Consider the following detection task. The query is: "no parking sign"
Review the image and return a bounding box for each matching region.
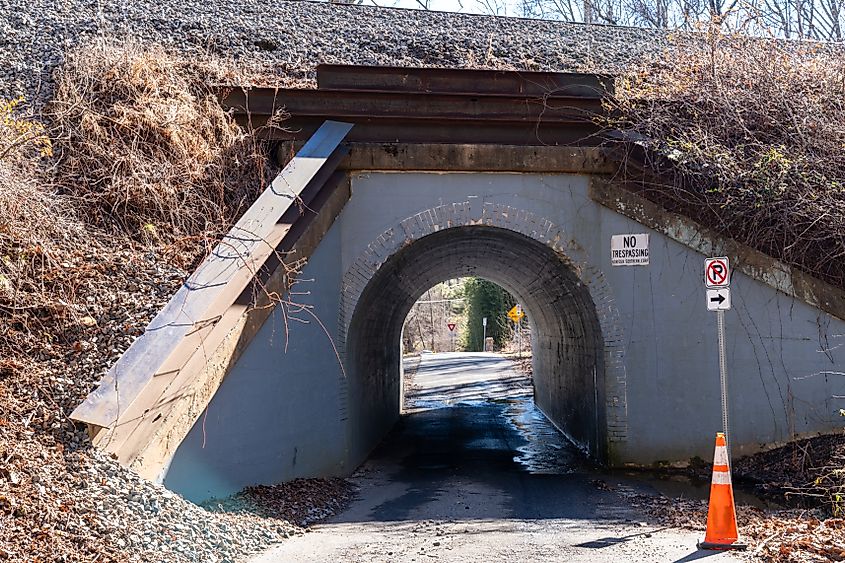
[705,257,730,288]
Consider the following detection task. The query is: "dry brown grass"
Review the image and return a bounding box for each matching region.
[0,42,278,560]
[2,40,276,370]
[48,41,271,238]
[610,32,845,289]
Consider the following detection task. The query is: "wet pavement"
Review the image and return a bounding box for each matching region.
[252,352,745,562]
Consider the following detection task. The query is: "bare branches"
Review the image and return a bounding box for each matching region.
[610,34,845,290]
[514,0,845,38]
[47,41,270,239]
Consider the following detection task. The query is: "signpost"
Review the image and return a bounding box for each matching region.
[705,257,732,455]
[508,305,525,358]
[447,322,456,352]
[482,317,487,352]
[700,256,747,551]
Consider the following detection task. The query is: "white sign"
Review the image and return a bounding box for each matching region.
[705,257,730,288]
[611,234,650,266]
[482,317,487,327]
[707,288,731,311]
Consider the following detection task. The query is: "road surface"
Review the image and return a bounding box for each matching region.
[252,352,744,562]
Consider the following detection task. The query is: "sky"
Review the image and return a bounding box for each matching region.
[376,0,520,17]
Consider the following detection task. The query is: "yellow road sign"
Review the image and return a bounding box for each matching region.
[507,305,524,323]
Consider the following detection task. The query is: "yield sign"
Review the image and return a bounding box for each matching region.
[447,323,456,332]
[705,257,730,288]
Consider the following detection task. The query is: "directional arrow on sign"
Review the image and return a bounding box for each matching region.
[706,288,731,311]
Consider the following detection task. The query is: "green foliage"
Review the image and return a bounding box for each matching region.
[459,277,515,352]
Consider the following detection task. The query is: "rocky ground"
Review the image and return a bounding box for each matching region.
[0,0,674,104]
[0,239,354,562]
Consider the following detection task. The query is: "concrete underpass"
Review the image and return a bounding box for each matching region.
[71,67,845,517]
[347,225,605,466]
[162,169,845,504]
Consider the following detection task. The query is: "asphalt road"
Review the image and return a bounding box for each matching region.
[252,352,744,563]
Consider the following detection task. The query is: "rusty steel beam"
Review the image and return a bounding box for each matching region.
[241,115,606,145]
[222,87,603,123]
[218,66,612,146]
[315,64,613,98]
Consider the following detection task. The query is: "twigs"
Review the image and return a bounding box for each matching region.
[609,33,845,289]
[47,40,268,239]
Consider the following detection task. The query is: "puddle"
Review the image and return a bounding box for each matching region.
[496,396,779,508]
[404,363,776,508]
[497,396,592,474]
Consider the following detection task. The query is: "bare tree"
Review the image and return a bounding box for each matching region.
[476,0,508,15]
[512,0,845,35]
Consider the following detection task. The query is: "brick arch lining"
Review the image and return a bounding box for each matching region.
[338,203,628,466]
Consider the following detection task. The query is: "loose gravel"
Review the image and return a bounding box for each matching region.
[0,241,354,562]
[0,0,672,104]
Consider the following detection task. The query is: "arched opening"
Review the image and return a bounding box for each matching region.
[346,225,606,468]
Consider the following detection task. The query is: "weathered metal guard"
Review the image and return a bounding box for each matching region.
[71,120,354,479]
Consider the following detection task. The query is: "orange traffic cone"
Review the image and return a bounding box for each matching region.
[699,433,747,550]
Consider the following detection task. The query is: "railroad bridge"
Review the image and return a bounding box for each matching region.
[72,66,845,502]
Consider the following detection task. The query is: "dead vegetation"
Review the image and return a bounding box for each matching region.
[626,490,845,562]
[735,433,845,518]
[47,42,270,238]
[610,32,845,290]
[0,41,284,561]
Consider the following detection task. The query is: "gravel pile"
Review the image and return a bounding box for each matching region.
[0,0,672,103]
[0,239,352,561]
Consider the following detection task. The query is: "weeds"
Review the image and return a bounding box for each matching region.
[609,32,845,289]
[47,41,270,238]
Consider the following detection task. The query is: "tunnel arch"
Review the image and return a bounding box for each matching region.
[341,214,622,468]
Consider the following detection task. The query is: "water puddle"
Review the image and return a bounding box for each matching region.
[405,368,775,508]
[496,396,592,474]
[496,396,778,508]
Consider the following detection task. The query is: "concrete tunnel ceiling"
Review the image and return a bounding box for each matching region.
[347,225,607,463]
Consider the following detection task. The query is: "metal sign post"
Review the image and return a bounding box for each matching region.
[507,305,525,359]
[705,257,732,456]
[717,308,730,455]
[482,317,487,352]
